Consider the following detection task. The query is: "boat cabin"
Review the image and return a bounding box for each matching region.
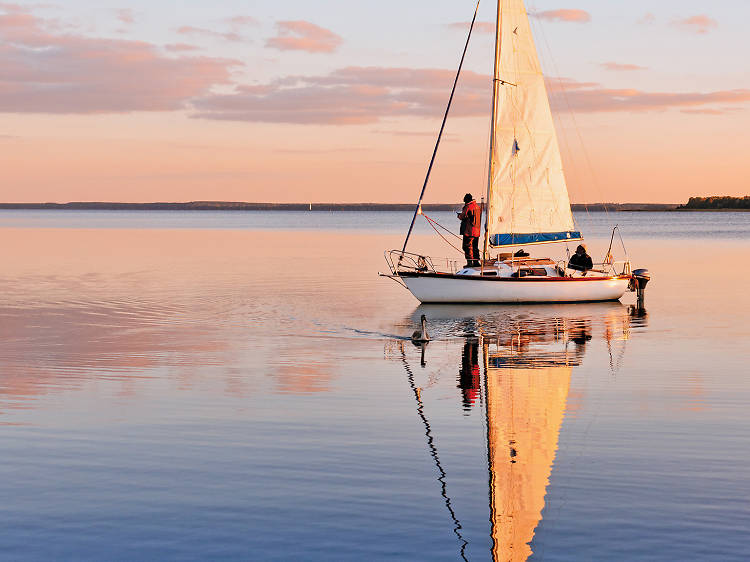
[457,257,561,278]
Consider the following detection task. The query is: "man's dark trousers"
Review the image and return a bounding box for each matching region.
[463,236,479,267]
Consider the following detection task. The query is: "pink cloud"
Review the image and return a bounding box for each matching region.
[164,43,200,52]
[192,67,486,124]
[371,129,460,141]
[447,21,495,33]
[0,3,26,14]
[680,107,743,115]
[548,78,750,114]
[533,9,591,23]
[227,16,258,27]
[177,25,244,42]
[601,62,647,72]
[192,67,750,124]
[673,15,718,34]
[266,20,342,53]
[279,66,488,91]
[0,6,239,113]
[117,8,134,25]
[638,13,656,25]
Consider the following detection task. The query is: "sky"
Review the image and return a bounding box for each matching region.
[1,0,748,204]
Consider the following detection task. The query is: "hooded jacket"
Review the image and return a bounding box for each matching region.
[458,200,482,238]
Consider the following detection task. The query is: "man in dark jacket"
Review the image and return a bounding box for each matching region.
[568,244,593,275]
[458,193,482,267]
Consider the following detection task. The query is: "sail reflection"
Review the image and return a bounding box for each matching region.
[412,302,640,561]
[484,332,573,562]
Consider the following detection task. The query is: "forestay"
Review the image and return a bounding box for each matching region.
[486,0,581,247]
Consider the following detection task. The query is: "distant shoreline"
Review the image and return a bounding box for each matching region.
[0,202,683,212]
[677,196,750,211]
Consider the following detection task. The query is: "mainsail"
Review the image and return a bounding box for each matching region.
[486,0,581,247]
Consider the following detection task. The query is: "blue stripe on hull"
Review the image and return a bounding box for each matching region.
[490,231,583,247]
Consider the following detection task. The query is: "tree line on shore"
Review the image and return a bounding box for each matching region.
[679,196,750,210]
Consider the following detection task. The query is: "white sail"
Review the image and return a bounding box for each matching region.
[486,0,580,247]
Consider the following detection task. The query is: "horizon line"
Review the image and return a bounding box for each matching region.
[0,200,683,207]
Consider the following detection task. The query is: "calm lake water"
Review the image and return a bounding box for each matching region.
[1,210,749,561]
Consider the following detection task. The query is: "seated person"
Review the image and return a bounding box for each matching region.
[568,244,593,275]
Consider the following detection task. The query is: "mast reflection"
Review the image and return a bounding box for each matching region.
[413,302,640,561]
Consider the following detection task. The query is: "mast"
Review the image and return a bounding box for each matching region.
[482,0,502,262]
[399,0,481,264]
[484,0,580,249]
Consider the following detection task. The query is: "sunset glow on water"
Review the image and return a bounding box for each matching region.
[0,211,748,560]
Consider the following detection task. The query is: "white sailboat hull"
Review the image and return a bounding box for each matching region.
[401,273,631,304]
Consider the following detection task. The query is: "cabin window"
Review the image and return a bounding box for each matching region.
[482,271,498,276]
[513,267,548,278]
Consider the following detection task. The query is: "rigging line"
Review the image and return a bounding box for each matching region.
[536,41,584,229]
[399,345,469,561]
[616,227,629,260]
[606,225,618,260]
[425,216,464,255]
[422,212,462,240]
[527,4,586,229]
[399,0,482,264]
[481,44,494,218]
[530,9,611,221]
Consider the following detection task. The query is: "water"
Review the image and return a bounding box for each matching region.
[3,209,750,240]
[0,211,748,560]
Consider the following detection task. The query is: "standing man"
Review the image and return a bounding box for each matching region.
[458,193,482,267]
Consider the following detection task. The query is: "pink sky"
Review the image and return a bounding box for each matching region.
[1,1,748,204]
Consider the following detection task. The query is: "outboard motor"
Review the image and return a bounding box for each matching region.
[631,268,650,308]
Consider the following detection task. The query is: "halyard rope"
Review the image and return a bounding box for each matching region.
[422,212,464,254]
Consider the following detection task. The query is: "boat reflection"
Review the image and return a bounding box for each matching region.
[408,302,642,561]
[459,340,481,412]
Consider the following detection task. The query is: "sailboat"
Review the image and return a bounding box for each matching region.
[383,0,649,304]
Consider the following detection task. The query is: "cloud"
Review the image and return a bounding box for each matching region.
[533,9,591,23]
[272,147,367,154]
[164,42,200,52]
[266,20,342,53]
[371,129,460,141]
[549,78,750,114]
[673,15,718,34]
[192,66,750,124]
[0,3,25,14]
[637,13,656,25]
[446,21,495,33]
[600,62,647,72]
[175,16,258,42]
[177,25,244,42]
[117,8,134,24]
[192,66,488,124]
[227,16,258,27]
[0,5,239,113]
[680,107,743,115]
